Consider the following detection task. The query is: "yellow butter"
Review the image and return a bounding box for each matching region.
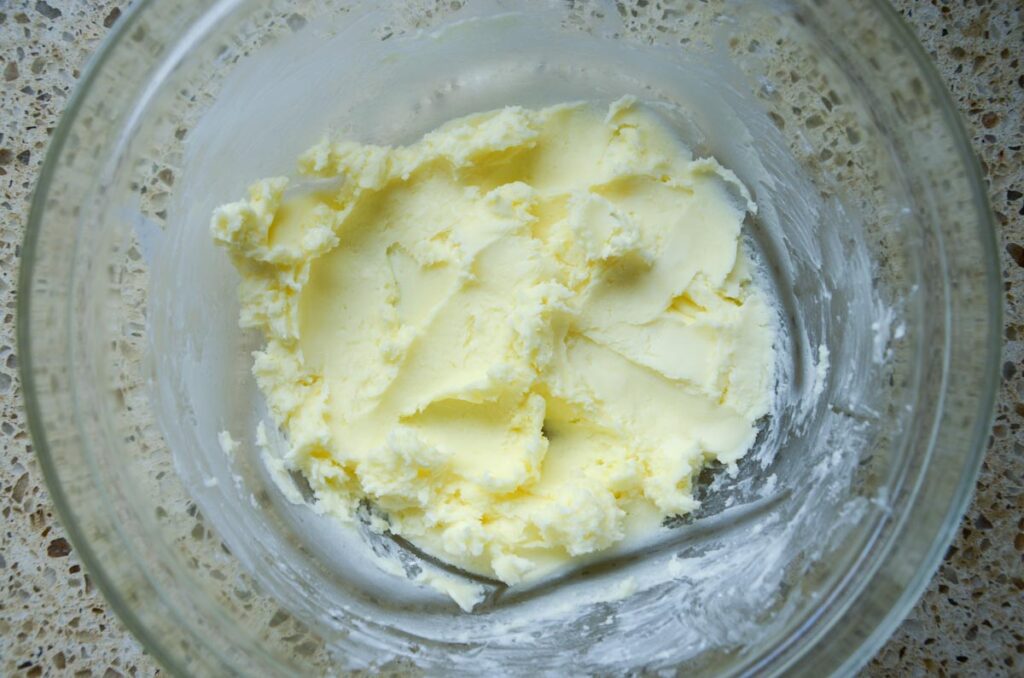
[212,99,775,586]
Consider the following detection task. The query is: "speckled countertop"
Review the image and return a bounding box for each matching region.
[0,1,1020,676]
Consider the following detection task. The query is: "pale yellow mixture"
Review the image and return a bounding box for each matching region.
[211,98,775,587]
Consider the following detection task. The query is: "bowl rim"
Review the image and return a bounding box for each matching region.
[17,0,1002,675]
[18,0,185,673]
[821,0,1002,671]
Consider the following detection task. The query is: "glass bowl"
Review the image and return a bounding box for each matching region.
[19,0,1000,675]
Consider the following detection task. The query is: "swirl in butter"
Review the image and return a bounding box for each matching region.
[211,98,775,587]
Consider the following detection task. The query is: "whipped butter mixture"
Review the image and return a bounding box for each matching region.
[211,99,775,589]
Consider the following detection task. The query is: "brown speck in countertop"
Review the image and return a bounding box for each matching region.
[45,538,70,558]
[1006,243,1024,267]
[103,7,121,29]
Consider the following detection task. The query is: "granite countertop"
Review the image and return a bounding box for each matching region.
[0,0,1020,675]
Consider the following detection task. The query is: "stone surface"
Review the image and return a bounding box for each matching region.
[0,0,1019,676]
